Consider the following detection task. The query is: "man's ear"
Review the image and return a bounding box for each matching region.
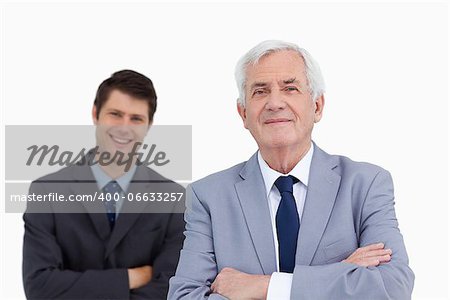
[92,106,98,125]
[313,95,325,123]
[237,101,248,129]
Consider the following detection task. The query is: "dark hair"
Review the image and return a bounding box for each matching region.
[93,70,157,121]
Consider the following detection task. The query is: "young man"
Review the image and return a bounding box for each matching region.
[23,70,185,299]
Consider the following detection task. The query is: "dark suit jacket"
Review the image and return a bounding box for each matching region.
[23,161,185,299]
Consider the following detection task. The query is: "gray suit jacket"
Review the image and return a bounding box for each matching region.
[168,144,414,299]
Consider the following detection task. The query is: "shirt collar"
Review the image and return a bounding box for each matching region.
[257,143,314,197]
[90,163,137,192]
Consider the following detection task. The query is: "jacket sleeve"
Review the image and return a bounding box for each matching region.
[23,181,130,299]
[130,198,186,300]
[290,169,415,300]
[167,185,227,300]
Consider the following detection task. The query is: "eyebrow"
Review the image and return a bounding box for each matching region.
[105,108,123,114]
[249,77,302,90]
[281,77,300,85]
[249,81,269,90]
[106,109,147,119]
[130,114,146,119]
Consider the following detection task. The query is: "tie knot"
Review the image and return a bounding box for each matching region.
[274,175,298,194]
[103,180,122,194]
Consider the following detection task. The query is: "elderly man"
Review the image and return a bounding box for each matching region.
[168,40,414,299]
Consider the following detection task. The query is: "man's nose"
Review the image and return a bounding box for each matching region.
[114,117,134,134]
[265,90,287,111]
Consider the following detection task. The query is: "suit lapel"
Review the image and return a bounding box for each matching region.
[71,163,111,241]
[72,160,156,257]
[235,153,277,275]
[104,166,153,259]
[296,144,341,266]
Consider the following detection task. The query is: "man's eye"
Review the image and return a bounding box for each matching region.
[253,89,266,96]
[131,117,143,122]
[285,86,299,92]
[110,112,119,116]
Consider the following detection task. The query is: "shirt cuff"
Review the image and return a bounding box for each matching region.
[266,272,293,300]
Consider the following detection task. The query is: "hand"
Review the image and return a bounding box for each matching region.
[128,265,153,289]
[343,243,392,267]
[211,267,270,300]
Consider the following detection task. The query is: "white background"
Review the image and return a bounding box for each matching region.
[1,1,449,299]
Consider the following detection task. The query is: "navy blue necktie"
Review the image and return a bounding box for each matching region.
[275,175,300,273]
[102,180,122,229]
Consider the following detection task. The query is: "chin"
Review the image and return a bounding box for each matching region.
[264,139,294,149]
[103,145,130,157]
[262,133,295,147]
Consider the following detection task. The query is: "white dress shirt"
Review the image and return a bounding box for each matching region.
[257,143,314,300]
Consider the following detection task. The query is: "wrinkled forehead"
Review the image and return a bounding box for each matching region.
[245,50,308,87]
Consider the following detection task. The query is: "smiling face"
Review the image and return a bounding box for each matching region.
[238,50,324,154]
[92,89,150,161]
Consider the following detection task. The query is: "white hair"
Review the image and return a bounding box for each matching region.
[234,40,326,106]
